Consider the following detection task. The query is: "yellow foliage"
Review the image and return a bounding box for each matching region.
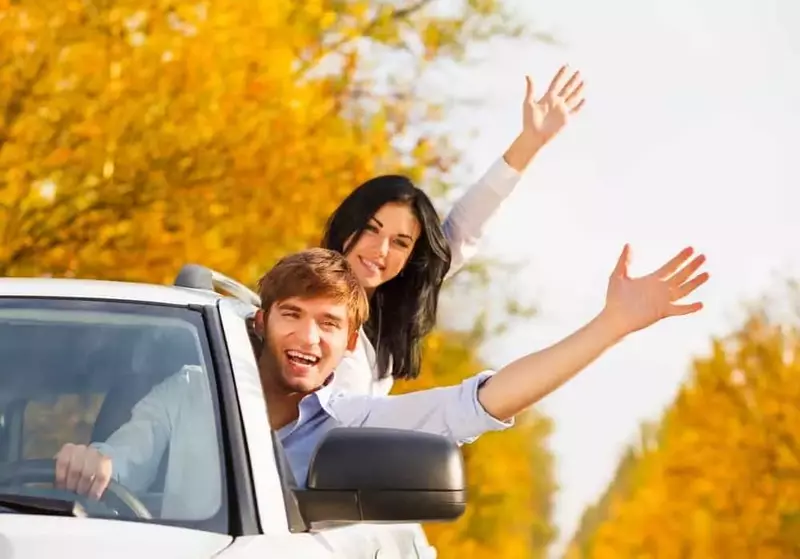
[568,313,800,559]
[394,330,557,559]
[0,0,478,282]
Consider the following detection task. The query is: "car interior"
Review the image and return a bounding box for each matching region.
[0,305,207,522]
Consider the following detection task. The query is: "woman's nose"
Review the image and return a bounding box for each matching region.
[377,236,390,257]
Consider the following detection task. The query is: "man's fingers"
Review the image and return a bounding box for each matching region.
[668,254,706,287]
[54,444,74,490]
[651,247,695,279]
[611,244,631,278]
[53,444,110,498]
[75,452,100,496]
[671,272,710,301]
[87,465,112,501]
[669,301,704,316]
[65,450,85,492]
[570,98,587,115]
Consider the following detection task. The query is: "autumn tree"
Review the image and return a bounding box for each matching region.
[0,0,531,284]
[564,424,654,559]
[394,329,557,559]
[565,290,800,559]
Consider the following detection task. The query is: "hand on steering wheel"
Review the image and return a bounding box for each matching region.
[0,458,152,519]
[54,443,113,499]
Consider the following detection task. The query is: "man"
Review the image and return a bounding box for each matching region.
[55,244,709,502]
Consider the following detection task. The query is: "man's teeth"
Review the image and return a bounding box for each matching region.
[287,350,319,365]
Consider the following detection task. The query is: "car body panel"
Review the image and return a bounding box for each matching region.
[0,277,220,307]
[216,297,290,534]
[0,515,233,558]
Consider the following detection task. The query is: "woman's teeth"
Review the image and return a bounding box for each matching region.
[360,257,381,273]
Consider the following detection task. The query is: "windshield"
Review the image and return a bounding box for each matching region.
[0,297,228,532]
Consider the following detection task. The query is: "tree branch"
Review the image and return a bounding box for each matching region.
[295,0,434,78]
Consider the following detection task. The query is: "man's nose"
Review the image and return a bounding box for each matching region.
[297,318,321,345]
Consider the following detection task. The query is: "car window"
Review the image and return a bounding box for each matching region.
[23,394,104,459]
[0,297,228,533]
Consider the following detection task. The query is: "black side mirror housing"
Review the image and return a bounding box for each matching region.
[294,427,466,527]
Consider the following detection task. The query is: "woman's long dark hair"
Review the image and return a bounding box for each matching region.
[321,175,452,381]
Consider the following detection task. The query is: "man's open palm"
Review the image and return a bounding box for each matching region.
[604,245,709,337]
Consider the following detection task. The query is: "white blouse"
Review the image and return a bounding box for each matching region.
[330,157,522,396]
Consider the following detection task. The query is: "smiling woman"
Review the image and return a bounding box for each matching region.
[346,201,423,294]
[320,66,588,397]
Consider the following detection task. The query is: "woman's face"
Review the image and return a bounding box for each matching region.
[344,202,421,292]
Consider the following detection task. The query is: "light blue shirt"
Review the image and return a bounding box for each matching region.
[91,367,512,516]
[280,371,513,485]
[91,365,222,520]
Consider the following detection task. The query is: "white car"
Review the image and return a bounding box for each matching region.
[0,266,466,558]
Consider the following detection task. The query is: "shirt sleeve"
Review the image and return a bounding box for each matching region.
[90,370,187,492]
[442,157,522,279]
[323,371,513,445]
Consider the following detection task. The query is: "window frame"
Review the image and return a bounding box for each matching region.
[0,296,234,534]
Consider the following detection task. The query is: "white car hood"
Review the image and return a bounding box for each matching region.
[0,514,233,558]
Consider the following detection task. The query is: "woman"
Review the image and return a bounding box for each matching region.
[323,65,586,396]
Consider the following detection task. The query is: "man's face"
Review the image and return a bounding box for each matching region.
[263,296,355,394]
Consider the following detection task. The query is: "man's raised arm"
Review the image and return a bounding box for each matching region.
[328,245,708,440]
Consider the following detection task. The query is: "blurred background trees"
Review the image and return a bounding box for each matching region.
[564,287,800,559]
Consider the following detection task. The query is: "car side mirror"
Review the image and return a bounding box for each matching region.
[293,427,466,527]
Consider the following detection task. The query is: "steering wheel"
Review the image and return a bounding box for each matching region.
[0,459,153,519]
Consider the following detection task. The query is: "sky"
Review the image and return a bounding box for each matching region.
[436,0,800,554]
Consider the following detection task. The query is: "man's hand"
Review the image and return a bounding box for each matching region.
[54,443,113,500]
[478,245,709,421]
[601,244,709,339]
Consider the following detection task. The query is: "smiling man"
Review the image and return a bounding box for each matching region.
[55,245,708,501]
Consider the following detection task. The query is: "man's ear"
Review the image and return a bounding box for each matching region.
[347,329,359,352]
[254,308,266,338]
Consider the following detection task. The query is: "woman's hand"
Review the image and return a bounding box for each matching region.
[522,65,586,147]
[503,65,586,172]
